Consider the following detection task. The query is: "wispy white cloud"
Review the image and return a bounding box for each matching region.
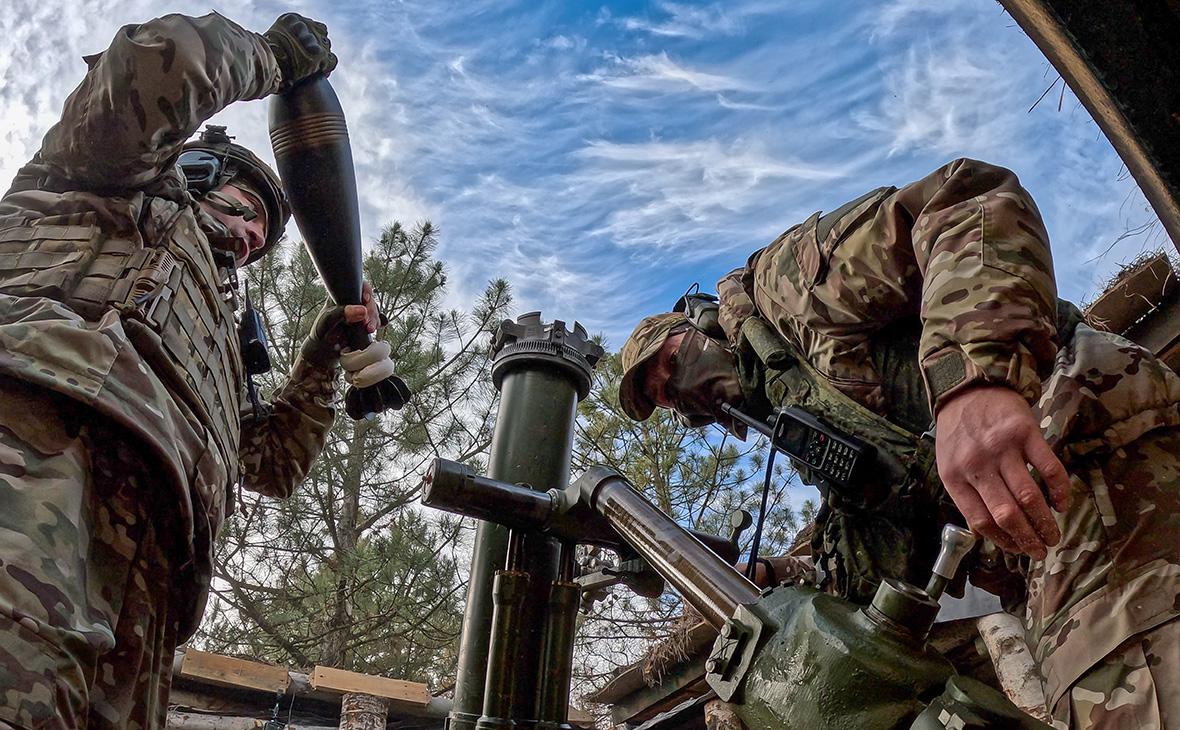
[716,94,775,111]
[854,44,1013,156]
[568,137,847,253]
[616,2,743,39]
[581,51,751,93]
[0,0,1167,346]
[869,0,981,40]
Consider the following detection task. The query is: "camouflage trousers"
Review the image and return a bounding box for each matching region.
[1031,424,1180,730]
[0,378,182,729]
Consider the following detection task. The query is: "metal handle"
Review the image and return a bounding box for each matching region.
[925,525,977,600]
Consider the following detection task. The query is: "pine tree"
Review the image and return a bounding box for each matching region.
[197,222,511,684]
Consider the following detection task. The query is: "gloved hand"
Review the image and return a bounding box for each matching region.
[264,13,338,92]
[299,290,411,416]
[300,299,350,368]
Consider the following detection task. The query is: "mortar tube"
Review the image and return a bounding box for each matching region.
[584,472,760,628]
[447,314,598,730]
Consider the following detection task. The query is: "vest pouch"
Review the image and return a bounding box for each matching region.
[0,214,111,314]
[738,316,957,600]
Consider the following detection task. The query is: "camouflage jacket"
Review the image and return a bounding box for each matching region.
[0,13,335,591]
[716,158,1180,705]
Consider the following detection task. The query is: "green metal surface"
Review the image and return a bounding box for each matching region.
[715,585,955,730]
[535,577,581,729]
[477,570,531,729]
[448,314,599,729]
[866,578,940,642]
[576,469,760,629]
[911,676,1053,730]
[448,519,508,730]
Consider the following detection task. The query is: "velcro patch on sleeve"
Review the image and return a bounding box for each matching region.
[924,351,968,402]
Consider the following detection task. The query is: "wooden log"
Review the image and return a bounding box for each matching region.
[339,693,389,730]
[704,698,745,729]
[1085,252,1176,335]
[976,612,1050,722]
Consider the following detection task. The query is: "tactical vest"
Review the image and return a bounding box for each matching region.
[735,303,1083,604]
[0,179,244,496]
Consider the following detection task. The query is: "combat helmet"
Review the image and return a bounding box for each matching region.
[179,125,291,264]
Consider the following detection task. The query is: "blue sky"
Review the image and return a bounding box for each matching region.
[0,0,1170,353]
[0,0,1169,606]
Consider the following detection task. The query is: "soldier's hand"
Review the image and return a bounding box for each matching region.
[300,283,380,367]
[300,299,347,367]
[343,282,380,334]
[265,13,338,91]
[934,385,1072,560]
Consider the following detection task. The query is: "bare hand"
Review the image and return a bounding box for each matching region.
[935,385,1071,559]
[342,282,380,334]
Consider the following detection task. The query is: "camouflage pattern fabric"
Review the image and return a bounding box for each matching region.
[715,159,1058,415]
[1029,331,1180,727]
[621,159,1180,726]
[0,12,338,727]
[40,12,281,190]
[0,378,179,729]
[1053,618,1179,729]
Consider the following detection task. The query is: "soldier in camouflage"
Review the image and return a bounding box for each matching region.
[619,159,1180,729]
[0,12,400,729]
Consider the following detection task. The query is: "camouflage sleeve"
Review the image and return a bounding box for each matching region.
[717,264,759,346]
[752,158,1057,414]
[40,12,281,189]
[238,357,337,499]
[892,159,1058,411]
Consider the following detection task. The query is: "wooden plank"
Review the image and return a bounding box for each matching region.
[309,665,431,707]
[179,649,289,694]
[998,1,1180,250]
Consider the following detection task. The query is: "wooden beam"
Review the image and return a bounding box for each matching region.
[309,665,431,708]
[998,0,1180,252]
[179,649,289,694]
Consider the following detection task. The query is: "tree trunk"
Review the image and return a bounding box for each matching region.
[339,693,389,730]
[703,699,744,730]
[322,418,371,668]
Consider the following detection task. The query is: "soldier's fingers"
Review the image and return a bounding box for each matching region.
[974,472,1047,559]
[343,304,368,324]
[942,477,1020,554]
[1024,432,1072,512]
[360,284,379,332]
[999,452,1061,548]
[298,28,319,54]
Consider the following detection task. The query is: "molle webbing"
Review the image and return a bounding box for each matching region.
[0,210,243,490]
[736,316,951,601]
[738,316,939,497]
